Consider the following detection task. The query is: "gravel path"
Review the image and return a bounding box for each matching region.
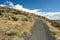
[25,19,56,40]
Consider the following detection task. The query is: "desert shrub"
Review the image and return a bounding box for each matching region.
[12,11,18,15]
[0,9,4,12]
[5,15,10,20]
[52,32,56,35]
[27,16,31,19]
[55,23,60,27]
[0,12,2,15]
[7,17,10,20]
[51,22,60,27]
[22,17,28,21]
[21,11,29,16]
[24,13,28,16]
[12,16,19,21]
[0,12,3,17]
[5,29,17,36]
[27,16,33,22]
[22,32,27,37]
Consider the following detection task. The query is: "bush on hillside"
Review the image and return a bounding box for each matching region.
[0,12,3,17]
[12,16,19,21]
[51,22,60,27]
[5,29,17,36]
[22,17,28,21]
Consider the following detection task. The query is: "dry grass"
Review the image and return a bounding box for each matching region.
[0,6,35,40]
[44,20,60,40]
[1,6,60,40]
[0,14,35,35]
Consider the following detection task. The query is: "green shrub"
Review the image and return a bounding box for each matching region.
[7,17,10,20]
[22,18,28,21]
[5,29,17,36]
[51,22,60,27]
[0,12,3,17]
[5,15,10,20]
[21,11,28,16]
[12,16,19,21]
[27,16,31,19]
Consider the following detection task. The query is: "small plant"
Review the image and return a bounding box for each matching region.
[7,17,10,20]
[5,29,17,36]
[22,17,28,21]
[21,11,28,16]
[13,11,18,15]
[5,15,10,20]
[12,16,19,21]
[28,16,31,19]
[0,12,3,17]
[51,22,60,27]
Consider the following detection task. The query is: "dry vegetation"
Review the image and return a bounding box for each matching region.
[50,20,60,40]
[50,20,60,28]
[37,15,60,40]
[0,6,35,40]
[44,19,60,40]
[0,6,60,40]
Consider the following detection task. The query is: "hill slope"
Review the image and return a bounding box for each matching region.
[0,6,60,40]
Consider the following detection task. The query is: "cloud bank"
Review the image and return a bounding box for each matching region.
[0,1,60,20]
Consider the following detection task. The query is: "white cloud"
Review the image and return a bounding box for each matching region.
[12,4,41,14]
[6,1,13,6]
[0,1,13,7]
[0,1,60,20]
[0,4,6,7]
[43,12,60,20]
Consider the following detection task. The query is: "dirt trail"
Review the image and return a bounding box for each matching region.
[25,20,56,40]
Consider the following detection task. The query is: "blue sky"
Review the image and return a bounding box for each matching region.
[0,0,60,20]
[0,0,60,12]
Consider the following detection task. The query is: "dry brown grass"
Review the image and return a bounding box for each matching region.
[0,14,35,36]
[1,6,60,40]
[0,6,35,40]
[43,20,60,40]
